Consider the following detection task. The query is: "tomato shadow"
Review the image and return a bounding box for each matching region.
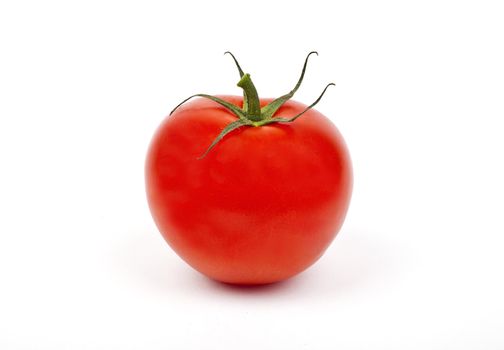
[202,275,304,296]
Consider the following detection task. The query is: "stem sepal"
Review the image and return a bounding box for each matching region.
[170,52,334,157]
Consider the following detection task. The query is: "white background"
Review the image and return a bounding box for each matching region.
[1,0,503,349]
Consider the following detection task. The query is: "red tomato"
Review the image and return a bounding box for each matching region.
[145,53,352,284]
[146,96,352,284]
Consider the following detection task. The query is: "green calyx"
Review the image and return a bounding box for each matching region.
[170,51,335,158]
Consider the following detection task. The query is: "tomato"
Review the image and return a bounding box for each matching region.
[145,53,352,284]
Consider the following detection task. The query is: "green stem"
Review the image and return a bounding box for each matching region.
[170,52,335,158]
[237,74,262,121]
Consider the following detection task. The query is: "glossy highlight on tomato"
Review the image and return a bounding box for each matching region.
[145,53,352,284]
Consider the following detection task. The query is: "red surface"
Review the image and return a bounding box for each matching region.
[145,96,353,284]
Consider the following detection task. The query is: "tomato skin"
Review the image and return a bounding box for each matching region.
[145,96,352,284]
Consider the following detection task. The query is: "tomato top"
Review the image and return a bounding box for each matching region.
[170,51,335,158]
